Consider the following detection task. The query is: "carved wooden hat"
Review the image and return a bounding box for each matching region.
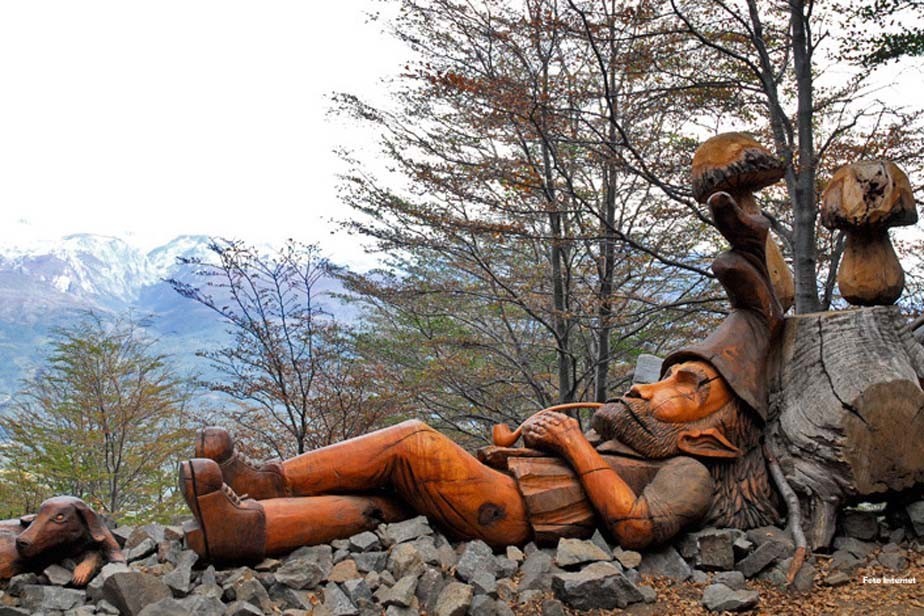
[660,309,771,420]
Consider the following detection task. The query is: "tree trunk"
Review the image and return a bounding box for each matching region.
[766,306,924,549]
[789,0,822,314]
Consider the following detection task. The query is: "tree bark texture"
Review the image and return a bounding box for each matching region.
[766,306,924,548]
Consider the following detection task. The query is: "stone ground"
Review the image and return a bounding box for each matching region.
[0,501,921,615]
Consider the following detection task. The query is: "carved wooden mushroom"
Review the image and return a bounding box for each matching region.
[820,160,917,306]
[692,132,796,312]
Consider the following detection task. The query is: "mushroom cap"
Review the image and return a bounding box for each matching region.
[820,160,917,230]
[691,132,785,203]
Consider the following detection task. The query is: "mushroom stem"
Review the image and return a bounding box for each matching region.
[726,191,794,312]
[838,229,904,306]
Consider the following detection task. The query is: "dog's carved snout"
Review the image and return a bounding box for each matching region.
[15,536,30,552]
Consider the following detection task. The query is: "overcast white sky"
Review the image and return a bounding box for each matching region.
[0,1,404,267]
[1,2,922,271]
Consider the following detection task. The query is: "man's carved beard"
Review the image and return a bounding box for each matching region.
[591,396,710,458]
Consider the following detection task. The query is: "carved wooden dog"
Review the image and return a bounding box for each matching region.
[0,496,125,585]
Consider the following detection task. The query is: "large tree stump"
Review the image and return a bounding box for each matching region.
[767,306,924,549]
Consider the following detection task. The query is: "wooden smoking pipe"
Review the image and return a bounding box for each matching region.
[492,402,604,447]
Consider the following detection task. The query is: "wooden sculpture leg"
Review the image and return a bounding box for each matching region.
[263,495,411,556]
[279,420,531,546]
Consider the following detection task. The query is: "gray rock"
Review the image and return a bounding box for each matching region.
[381,516,432,545]
[387,543,425,579]
[589,530,613,557]
[226,572,274,612]
[906,500,924,537]
[415,567,447,614]
[163,550,198,595]
[323,583,358,616]
[124,526,162,550]
[97,599,122,614]
[733,536,754,559]
[494,556,518,578]
[288,545,333,571]
[0,608,30,616]
[254,558,281,572]
[554,537,611,568]
[433,582,473,616]
[824,570,850,586]
[112,526,134,547]
[455,540,496,582]
[698,529,736,571]
[633,354,663,384]
[518,589,545,604]
[223,600,264,616]
[638,584,657,604]
[611,546,642,569]
[735,540,786,578]
[540,598,566,616]
[467,595,498,616]
[832,536,876,560]
[199,565,217,586]
[328,559,361,583]
[470,570,497,597]
[348,531,381,553]
[127,538,158,562]
[136,596,224,616]
[701,583,759,612]
[518,549,553,591]
[163,526,184,542]
[6,572,39,596]
[379,570,396,586]
[384,605,418,616]
[70,606,100,616]
[788,560,816,593]
[878,550,908,571]
[19,586,86,612]
[43,564,73,586]
[276,556,327,590]
[157,540,182,566]
[692,569,709,583]
[353,551,387,573]
[505,546,524,562]
[342,578,374,605]
[331,538,350,551]
[375,575,418,608]
[714,570,747,590]
[495,578,516,603]
[102,572,172,616]
[830,549,863,573]
[639,545,692,581]
[676,532,699,560]
[410,536,441,566]
[551,561,644,610]
[436,542,458,571]
[840,510,879,540]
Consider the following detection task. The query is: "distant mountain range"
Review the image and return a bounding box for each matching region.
[0,234,349,407]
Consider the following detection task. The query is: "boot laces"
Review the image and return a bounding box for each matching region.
[220,483,245,506]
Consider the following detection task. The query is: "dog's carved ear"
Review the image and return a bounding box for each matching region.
[19,514,36,527]
[72,500,110,544]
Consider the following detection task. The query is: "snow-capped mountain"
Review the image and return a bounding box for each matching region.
[0,234,348,406]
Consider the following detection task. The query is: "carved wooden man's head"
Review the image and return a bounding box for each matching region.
[592,359,779,528]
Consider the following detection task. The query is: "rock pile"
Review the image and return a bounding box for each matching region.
[0,499,921,615]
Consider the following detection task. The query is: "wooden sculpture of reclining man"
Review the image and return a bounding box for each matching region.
[180,191,784,564]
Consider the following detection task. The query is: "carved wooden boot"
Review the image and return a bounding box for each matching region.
[195,427,288,500]
[179,458,267,564]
